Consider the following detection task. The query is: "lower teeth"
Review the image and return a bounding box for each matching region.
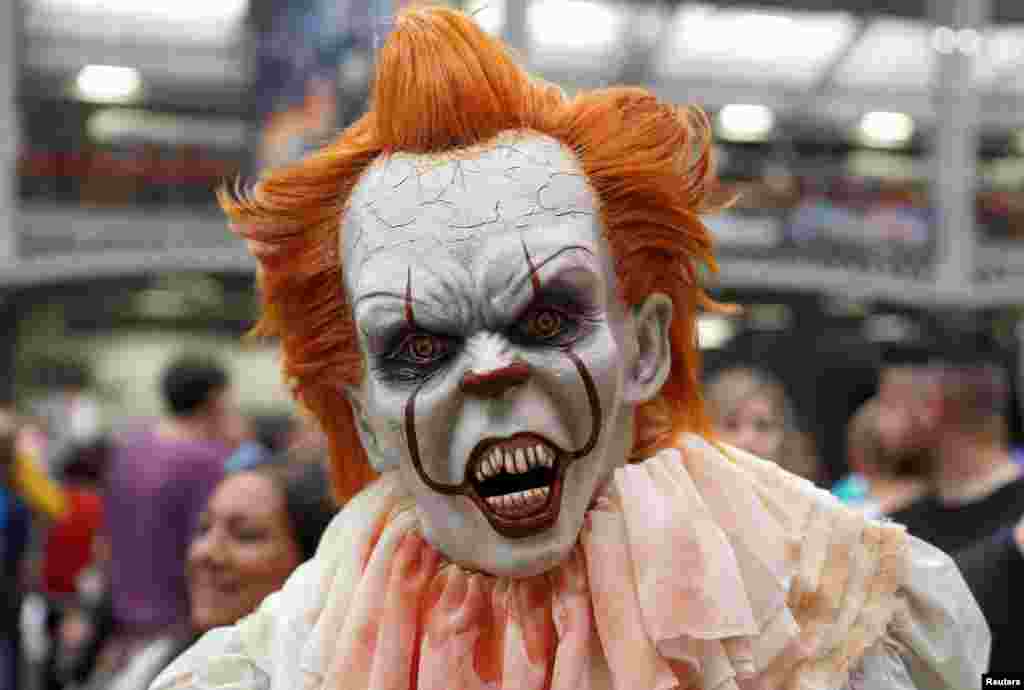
[486,486,550,513]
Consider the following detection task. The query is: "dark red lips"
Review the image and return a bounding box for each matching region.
[466,432,567,539]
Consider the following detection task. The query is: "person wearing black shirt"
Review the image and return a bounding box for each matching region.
[884,353,1024,555]
[955,518,1024,673]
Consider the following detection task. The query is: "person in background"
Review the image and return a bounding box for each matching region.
[223,414,273,473]
[31,361,102,478]
[0,410,31,690]
[0,402,71,690]
[834,398,926,516]
[955,511,1023,673]
[94,456,338,690]
[705,366,823,484]
[96,356,238,681]
[886,341,1024,555]
[39,438,108,690]
[41,437,107,597]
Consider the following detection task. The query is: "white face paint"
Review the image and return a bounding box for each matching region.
[342,133,672,577]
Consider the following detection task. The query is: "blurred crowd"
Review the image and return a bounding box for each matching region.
[2,334,1022,689]
[705,335,1023,674]
[1,356,337,690]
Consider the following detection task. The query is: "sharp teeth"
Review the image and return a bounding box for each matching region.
[515,449,528,473]
[478,442,558,482]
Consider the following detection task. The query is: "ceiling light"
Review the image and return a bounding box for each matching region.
[715,104,775,143]
[465,0,505,36]
[659,6,855,84]
[86,108,246,148]
[956,28,982,56]
[697,315,738,350]
[856,111,914,149]
[931,25,956,54]
[75,65,141,103]
[529,0,624,53]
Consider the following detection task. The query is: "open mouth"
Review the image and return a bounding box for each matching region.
[468,433,564,538]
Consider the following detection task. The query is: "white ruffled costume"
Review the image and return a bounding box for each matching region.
[151,435,989,690]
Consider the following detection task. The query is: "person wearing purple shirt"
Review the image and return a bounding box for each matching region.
[96,356,239,679]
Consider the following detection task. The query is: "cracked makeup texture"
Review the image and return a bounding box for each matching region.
[341,133,671,577]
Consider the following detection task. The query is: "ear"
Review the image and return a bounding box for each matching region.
[624,293,673,404]
[344,385,401,473]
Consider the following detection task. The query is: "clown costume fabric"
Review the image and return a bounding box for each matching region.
[151,7,989,690]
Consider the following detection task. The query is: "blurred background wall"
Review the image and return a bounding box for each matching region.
[3,0,1024,483]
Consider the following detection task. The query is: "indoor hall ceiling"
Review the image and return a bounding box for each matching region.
[625,0,1024,24]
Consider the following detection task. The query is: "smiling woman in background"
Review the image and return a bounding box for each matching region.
[706,365,823,484]
[87,456,337,690]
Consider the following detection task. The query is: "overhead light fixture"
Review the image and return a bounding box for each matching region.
[856,111,914,149]
[86,108,247,148]
[715,104,775,143]
[697,315,737,350]
[956,28,982,56]
[931,26,956,54]
[75,65,142,103]
[931,25,982,56]
[466,0,505,36]
[529,0,624,53]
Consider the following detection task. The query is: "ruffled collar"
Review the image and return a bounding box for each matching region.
[240,434,907,690]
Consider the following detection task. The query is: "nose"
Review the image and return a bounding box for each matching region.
[189,527,227,569]
[460,361,532,398]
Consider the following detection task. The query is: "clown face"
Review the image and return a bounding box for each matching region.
[342,134,672,577]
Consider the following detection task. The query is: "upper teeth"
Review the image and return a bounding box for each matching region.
[476,443,554,481]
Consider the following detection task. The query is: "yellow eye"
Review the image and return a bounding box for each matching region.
[526,309,563,340]
[404,334,441,363]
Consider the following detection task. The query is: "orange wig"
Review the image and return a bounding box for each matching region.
[221,5,724,503]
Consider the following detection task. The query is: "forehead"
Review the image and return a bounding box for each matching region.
[880,367,924,395]
[341,133,602,291]
[211,473,283,518]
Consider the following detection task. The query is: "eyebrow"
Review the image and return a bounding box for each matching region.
[352,244,600,337]
[353,293,457,344]
[491,244,599,318]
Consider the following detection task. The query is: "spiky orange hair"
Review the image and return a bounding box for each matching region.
[221,5,724,504]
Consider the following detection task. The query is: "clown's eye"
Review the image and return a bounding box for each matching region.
[524,308,565,340]
[375,330,458,385]
[396,332,450,364]
[509,288,603,350]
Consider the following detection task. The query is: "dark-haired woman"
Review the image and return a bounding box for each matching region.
[85,458,337,690]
